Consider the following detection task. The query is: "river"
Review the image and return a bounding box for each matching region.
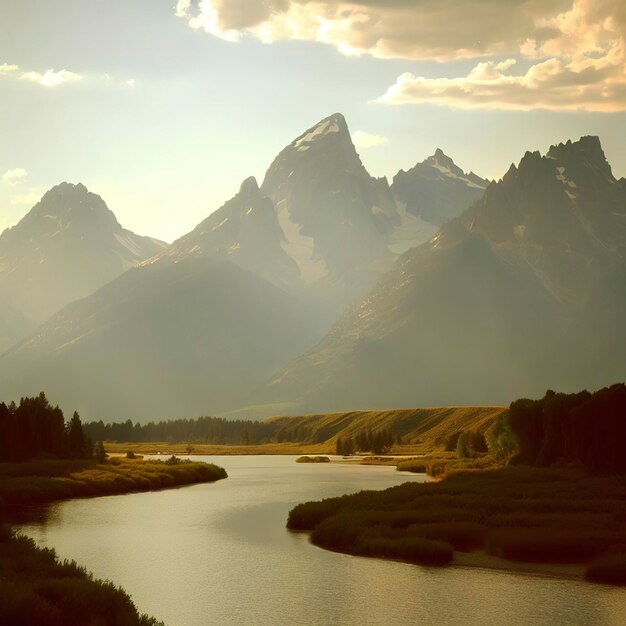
[17,455,626,626]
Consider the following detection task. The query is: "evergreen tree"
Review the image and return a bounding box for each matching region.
[336,437,343,455]
[67,411,86,458]
[94,441,107,463]
[343,437,354,456]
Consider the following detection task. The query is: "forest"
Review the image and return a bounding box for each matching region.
[83,415,274,446]
[507,383,626,474]
[0,393,95,463]
[286,383,626,584]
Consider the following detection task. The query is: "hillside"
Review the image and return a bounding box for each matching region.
[266,406,506,450]
[0,299,35,355]
[0,258,320,420]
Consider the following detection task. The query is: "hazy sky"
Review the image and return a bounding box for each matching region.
[1,0,625,242]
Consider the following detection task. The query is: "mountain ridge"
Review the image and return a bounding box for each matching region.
[0,182,168,325]
[254,135,626,415]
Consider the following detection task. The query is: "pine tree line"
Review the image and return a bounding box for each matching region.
[336,429,396,455]
[0,393,94,463]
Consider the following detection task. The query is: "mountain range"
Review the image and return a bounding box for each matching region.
[0,114,483,419]
[1,115,621,422]
[256,136,626,414]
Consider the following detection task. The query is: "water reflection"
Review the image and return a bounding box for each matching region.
[17,456,626,626]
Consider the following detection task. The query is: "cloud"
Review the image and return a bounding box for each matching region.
[353,130,388,148]
[378,50,626,112]
[0,63,19,75]
[378,0,626,112]
[20,68,82,87]
[1,168,28,186]
[175,0,572,61]
[177,0,626,112]
[1,62,83,87]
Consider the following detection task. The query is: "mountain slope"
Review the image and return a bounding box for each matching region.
[0,257,320,420]
[160,176,301,292]
[391,149,488,226]
[178,113,442,315]
[0,298,35,354]
[0,115,489,420]
[257,136,626,413]
[0,182,167,323]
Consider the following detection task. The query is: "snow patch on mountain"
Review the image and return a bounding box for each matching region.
[431,161,486,189]
[293,119,340,151]
[556,166,577,188]
[388,202,439,255]
[276,199,328,283]
[113,231,144,257]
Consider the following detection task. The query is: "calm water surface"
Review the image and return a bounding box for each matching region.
[18,455,626,626]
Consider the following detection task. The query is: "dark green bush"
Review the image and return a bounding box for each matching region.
[586,555,626,585]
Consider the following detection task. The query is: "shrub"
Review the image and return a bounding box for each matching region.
[586,555,626,585]
[486,528,602,563]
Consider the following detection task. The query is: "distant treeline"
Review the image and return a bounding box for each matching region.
[0,393,94,463]
[84,416,275,446]
[84,417,407,452]
[66,382,626,475]
[506,383,626,474]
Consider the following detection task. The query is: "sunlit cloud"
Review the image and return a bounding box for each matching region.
[2,62,83,87]
[1,64,136,90]
[378,51,626,112]
[0,63,19,75]
[1,168,28,186]
[20,68,82,87]
[177,0,626,112]
[353,131,388,149]
[379,0,626,112]
[175,0,570,61]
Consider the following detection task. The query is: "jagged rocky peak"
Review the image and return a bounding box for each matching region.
[261,112,366,191]
[497,136,615,192]
[397,149,487,189]
[426,148,467,179]
[391,149,488,227]
[239,175,260,195]
[546,135,613,179]
[288,112,350,153]
[16,181,120,234]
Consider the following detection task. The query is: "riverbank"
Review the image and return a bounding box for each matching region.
[0,526,164,626]
[0,457,227,507]
[1,456,227,625]
[287,465,626,585]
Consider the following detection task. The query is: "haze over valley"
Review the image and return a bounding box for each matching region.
[2,2,626,625]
